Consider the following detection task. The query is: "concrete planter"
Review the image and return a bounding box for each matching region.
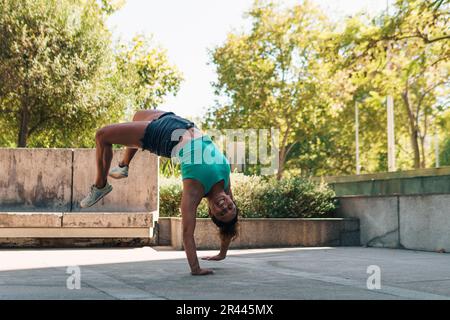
[157,217,360,250]
[0,211,156,247]
[0,148,158,214]
[0,148,159,247]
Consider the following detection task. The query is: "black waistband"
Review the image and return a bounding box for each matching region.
[158,112,175,120]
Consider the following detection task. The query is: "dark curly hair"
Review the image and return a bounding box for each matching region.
[210,202,239,241]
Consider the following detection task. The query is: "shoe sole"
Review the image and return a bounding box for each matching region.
[80,186,113,208]
[108,172,128,179]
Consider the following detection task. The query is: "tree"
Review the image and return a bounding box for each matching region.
[99,0,125,15]
[208,0,341,179]
[115,35,183,112]
[328,0,449,169]
[0,0,120,147]
[0,0,182,148]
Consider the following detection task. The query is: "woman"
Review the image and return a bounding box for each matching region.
[80,110,238,275]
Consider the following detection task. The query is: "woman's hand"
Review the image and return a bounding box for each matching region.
[191,268,214,276]
[201,254,226,261]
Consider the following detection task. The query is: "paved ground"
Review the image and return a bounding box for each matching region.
[0,246,449,300]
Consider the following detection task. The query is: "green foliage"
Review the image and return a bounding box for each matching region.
[207,0,449,176]
[115,35,183,110]
[225,174,267,218]
[325,0,449,170]
[159,177,183,217]
[207,0,339,178]
[0,0,182,148]
[438,109,450,166]
[439,137,450,166]
[159,158,181,178]
[254,177,336,218]
[99,0,125,15]
[0,0,123,147]
[159,174,337,218]
[159,176,209,218]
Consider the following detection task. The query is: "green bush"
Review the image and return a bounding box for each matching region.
[227,174,267,218]
[159,177,183,217]
[254,178,337,218]
[159,177,209,218]
[159,174,336,218]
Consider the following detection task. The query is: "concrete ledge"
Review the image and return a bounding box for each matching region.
[0,228,152,238]
[0,238,153,248]
[0,212,62,228]
[0,212,154,228]
[314,167,450,197]
[321,173,450,197]
[164,218,360,250]
[319,167,450,183]
[0,212,155,245]
[62,212,154,228]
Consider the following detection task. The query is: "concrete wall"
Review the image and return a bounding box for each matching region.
[320,167,450,197]
[336,195,450,252]
[156,218,172,246]
[0,148,159,246]
[320,169,450,253]
[399,195,450,252]
[165,218,360,250]
[72,149,158,215]
[336,196,400,248]
[0,149,72,211]
[0,148,158,215]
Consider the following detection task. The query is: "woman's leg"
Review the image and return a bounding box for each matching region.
[95,121,150,188]
[119,148,138,167]
[118,110,166,167]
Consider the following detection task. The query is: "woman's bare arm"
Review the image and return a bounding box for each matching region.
[202,236,232,261]
[180,184,213,275]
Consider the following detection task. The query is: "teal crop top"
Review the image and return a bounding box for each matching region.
[177,135,231,195]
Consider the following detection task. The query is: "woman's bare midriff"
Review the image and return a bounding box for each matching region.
[176,127,204,149]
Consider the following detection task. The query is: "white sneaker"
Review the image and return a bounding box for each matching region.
[109,165,129,179]
[80,183,113,208]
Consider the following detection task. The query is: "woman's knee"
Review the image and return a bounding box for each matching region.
[133,110,150,121]
[95,127,110,144]
[132,109,161,121]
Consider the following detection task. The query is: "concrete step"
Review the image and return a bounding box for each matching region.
[0,211,156,241]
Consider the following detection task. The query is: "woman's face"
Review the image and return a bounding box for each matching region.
[209,193,236,223]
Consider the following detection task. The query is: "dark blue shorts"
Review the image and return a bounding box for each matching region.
[140,112,196,158]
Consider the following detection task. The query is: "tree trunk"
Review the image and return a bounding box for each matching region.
[401,91,421,168]
[17,104,29,148]
[419,110,430,169]
[419,136,426,168]
[276,148,286,180]
[276,125,292,180]
[411,128,421,168]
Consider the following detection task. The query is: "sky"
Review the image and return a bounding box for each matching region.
[107,0,389,119]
